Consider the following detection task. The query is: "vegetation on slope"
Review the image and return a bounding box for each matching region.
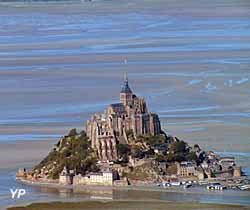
[117,133,200,165]
[115,132,203,179]
[31,128,202,180]
[32,129,99,179]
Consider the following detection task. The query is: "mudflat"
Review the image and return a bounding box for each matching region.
[0,140,56,170]
[0,0,250,156]
[7,200,250,210]
[0,0,250,208]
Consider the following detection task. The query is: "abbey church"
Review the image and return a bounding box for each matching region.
[86,75,162,162]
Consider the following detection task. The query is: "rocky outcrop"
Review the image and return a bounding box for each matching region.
[30,129,99,180]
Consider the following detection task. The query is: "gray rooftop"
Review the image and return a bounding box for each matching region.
[120,75,132,93]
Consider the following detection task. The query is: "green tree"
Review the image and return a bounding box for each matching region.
[185,151,198,163]
[156,153,165,162]
[174,153,186,162]
[131,145,144,159]
[117,144,130,156]
[145,135,166,147]
[33,129,99,179]
[117,144,131,163]
[68,128,78,136]
[169,140,187,153]
[165,152,175,162]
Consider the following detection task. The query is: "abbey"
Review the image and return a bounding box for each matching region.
[86,75,162,162]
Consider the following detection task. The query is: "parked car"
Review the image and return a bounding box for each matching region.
[183,183,192,188]
[171,181,181,186]
[206,183,226,190]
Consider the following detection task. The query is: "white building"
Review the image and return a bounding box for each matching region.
[73,170,114,186]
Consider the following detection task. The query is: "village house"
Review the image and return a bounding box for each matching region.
[219,157,235,169]
[177,161,196,177]
[176,151,242,180]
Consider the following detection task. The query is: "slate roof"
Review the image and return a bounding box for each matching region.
[110,103,124,108]
[121,80,132,93]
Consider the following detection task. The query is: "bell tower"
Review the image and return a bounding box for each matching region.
[120,73,133,106]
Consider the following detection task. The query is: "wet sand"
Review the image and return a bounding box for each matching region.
[0,140,56,170]
[0,0,250,208]
[0,139,250,210]
[0,0,250,155]
[7,200,250,210]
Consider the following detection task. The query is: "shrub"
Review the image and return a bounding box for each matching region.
[131,145,144,159]
[169,140,188,153]
[32,129,98,179]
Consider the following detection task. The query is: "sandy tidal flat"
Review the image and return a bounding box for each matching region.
[7,200,250,210]
[0,0,250,208]
[0,0,250,155]
[0,140,56,170]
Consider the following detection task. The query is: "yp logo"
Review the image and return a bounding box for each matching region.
[10,189,26,199]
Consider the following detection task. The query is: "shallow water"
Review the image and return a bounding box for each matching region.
[1,169,250,208]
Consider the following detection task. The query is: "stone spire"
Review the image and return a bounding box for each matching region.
[124,72,128,82]
[121,73,132,94]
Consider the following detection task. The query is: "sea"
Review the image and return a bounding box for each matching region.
[0,0,250,208]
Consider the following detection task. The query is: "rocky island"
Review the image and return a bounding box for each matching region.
[16,75,246,190]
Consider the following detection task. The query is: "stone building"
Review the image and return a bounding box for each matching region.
[59,166,73,185]
[73,170,114,186]
[233,166,241,177]
[219,157,235,169]
[16,168,27,178]
[86,75,162,162]
[177,161,196,177]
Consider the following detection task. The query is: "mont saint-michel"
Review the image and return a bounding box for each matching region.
[16,76,247,190]
[86,74,161,162]
[1,0,250,209]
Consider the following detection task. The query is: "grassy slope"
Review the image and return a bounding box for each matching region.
[8,200,250,210]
